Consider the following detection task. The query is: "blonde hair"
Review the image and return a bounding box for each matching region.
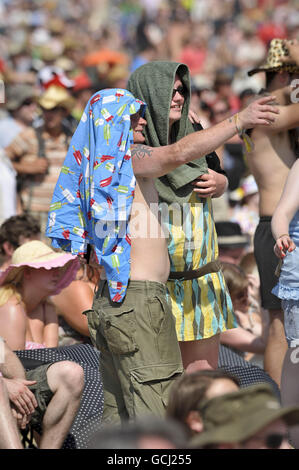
[0,267,24,307]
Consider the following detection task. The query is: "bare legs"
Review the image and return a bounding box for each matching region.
[263,309,287,386]
[0,378,23,449]
[39,361,84,449]
[179,334,220,373]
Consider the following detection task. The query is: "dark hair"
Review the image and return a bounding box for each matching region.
[265,71,276,88]
[239,88,255,100]
[0,214,41,255]
[166,369,240,436]
[87,416,188,449]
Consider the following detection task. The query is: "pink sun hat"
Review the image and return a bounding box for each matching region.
[0,240,80,295]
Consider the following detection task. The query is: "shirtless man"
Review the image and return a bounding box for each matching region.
[46,88,278,425]
[94,92,278,425]
[247,39,299,386]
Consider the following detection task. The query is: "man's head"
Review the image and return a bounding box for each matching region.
[38,85,75,131]
[127,61,191,147]
[6,84,37,125]
[169,73,187,128]
[0,214,41,260]
[216,221,249,264]
[248,38,299,88]
[190,383,299,449]
[130,107,147,144]
[166,369,240,437]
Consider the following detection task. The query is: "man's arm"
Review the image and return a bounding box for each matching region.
[1,341,26,379]
[1,341,38,418]
[131,96,279,178]
[5,131,48,175]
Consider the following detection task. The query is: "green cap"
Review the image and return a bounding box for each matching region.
[190,383,299,448]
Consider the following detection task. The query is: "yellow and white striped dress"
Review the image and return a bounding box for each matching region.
[165,193,237,341]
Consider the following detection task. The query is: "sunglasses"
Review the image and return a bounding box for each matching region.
[21,98,35,106]
[247,433,289,449]
[172,86,187,99]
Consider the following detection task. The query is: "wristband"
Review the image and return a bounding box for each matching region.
[233,113,243,136]
[233,113,254,154]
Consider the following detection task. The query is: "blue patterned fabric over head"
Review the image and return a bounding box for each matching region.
[46,88,146,302]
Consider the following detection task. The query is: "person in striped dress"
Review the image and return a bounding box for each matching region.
[127,61,271,371]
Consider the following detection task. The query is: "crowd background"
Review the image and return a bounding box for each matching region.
[0,0,298,355]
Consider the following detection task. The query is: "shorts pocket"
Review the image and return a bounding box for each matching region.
[101,307,139,355]
[129,363,183,417]
[83,309,99,347]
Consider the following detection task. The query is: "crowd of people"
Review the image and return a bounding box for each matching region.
[0,0,299,451]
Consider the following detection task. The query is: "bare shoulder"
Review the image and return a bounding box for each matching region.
[51,280,93,310]
[57,279,93,299]
[0,296,26,348]
[0,296,26,319]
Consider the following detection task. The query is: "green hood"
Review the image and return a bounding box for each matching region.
[127,61,208,204]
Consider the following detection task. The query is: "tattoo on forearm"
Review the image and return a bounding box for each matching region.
[131,144,153,159]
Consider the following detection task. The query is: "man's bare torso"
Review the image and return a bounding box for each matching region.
[248,127,297,216]
[129,177,170,282]
[100,177,170,283]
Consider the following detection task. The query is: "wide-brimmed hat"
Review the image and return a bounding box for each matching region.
[190,383,299,448]
[6,85,37,111]
[38,85,75,112]
[0,240,79,295]
[216,221,250,248]
[248,38,299,76]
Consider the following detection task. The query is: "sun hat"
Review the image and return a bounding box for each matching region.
[248,38,299,76]
[215,221,250,248]
[38,85,75,112]
[190,383,299,448]
[0,240,80,295]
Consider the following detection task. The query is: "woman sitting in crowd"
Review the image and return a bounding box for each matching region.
[220,262,266,361]
[0,240,79,350]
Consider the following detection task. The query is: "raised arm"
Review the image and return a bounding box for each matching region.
[131,96,279,178]
[272,159,299,258]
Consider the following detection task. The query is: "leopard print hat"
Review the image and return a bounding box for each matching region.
[248,38,299,76]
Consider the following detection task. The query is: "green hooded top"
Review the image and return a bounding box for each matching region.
[127,61,208,204]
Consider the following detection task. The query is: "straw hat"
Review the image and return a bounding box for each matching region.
[0,240,79,295]
[38,85,75,112]
[248,38,299,76]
